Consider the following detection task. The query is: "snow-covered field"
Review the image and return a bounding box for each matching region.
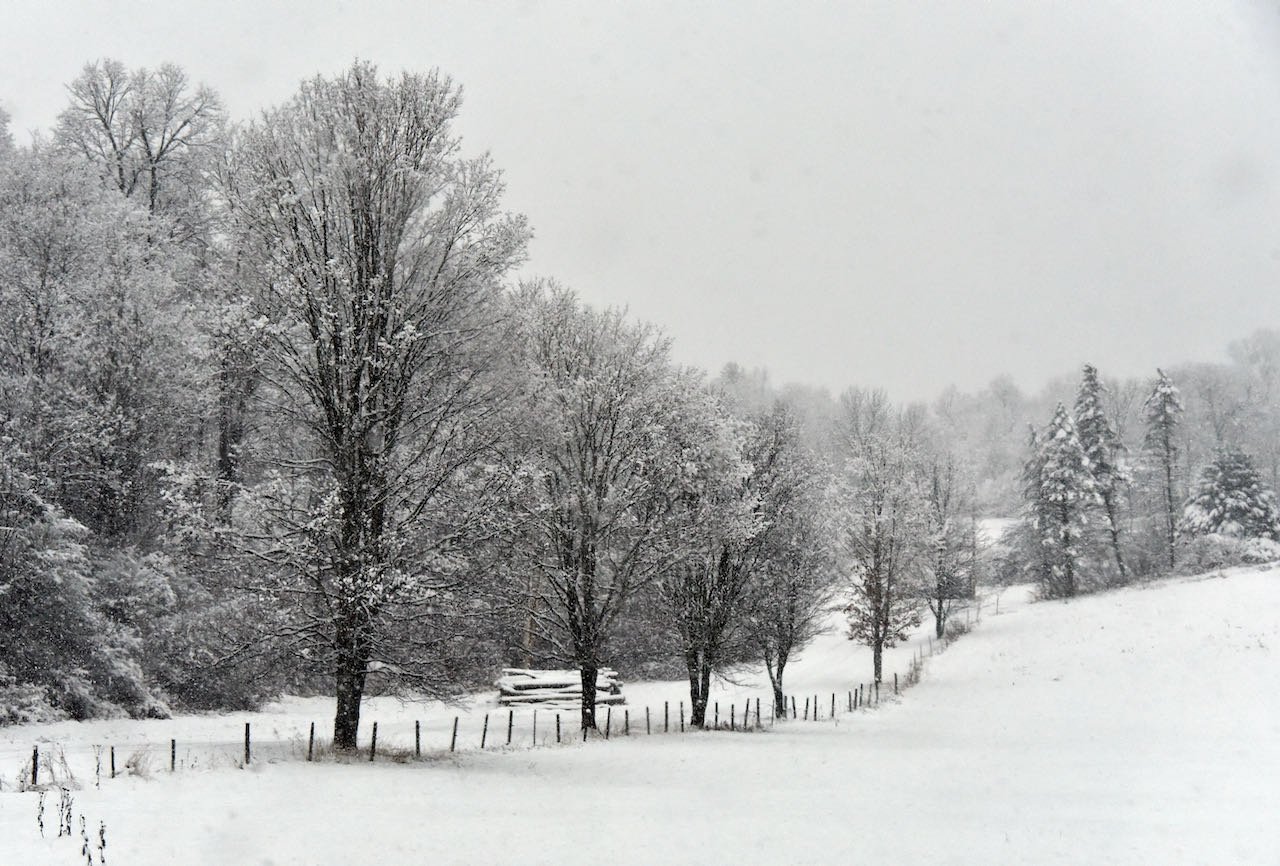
[3,570,1277,865]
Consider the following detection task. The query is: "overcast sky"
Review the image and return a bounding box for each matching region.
[4,1,1280,401]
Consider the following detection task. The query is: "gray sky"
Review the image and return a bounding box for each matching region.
[5,0,1280,401]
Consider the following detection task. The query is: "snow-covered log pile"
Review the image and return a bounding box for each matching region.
[495,669,625,709]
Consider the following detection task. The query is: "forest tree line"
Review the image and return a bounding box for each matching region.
[2,60,1276,745]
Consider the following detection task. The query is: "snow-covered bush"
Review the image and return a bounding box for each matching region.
[1180,447,1280,541]
[0,443,164,721]
[1241,537,1280,565]
[0,666,66,726]
[1175,533,1264,574]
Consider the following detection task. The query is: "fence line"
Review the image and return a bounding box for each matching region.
[12,598,990,789]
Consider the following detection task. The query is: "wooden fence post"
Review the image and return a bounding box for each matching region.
[803,696,809,721]
[730,704,735,731]
[605,707,612,740]
[414,720,420,758]
[680,702,685,732]
[831,693,835,718]
[556,713,561,744]
[31,747,38,787]
[481,713,489,748]
[369,722,378,762]
[646,706,651,735]
[244,723,251,766]
[170,738,176,772]
[624,709,630,736]
[813,695,818,720]
[110,746,116,779]
[533,710,538,745]
[848,690,853,712]
[450,717,458,752]
[755,697,761,728]
[507,710,514,746]
[664,701,669,733]
[309,722,316,761]
[714,702,719,729]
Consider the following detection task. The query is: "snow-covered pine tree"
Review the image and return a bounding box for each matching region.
[1025,404,1100,598]
[1181,447,1280,541]
[1143,369,1185,569]
[1019,425,1055,590]
[1074,364,1131,580]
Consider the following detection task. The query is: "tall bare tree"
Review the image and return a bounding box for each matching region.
[744,420,835,718]
[507,285,689,732]
[920,456,976,639]
[659,399,779,729]
[223,62,528,749]
[58,60,224,229]
[836,389,924,683]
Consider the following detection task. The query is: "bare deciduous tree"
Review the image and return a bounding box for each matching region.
[837,389,924,683]
[58,60,224,223]
[507,285,686,732]
[224,61,528,749]
[920,456,976,639]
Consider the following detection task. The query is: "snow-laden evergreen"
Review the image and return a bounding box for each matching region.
[1181,447,1280,541]
[1143,368,1185,568]
[1023,404,1100,598]
[1073,363,1130,578]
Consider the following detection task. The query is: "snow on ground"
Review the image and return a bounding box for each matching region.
[3,571,1278,864]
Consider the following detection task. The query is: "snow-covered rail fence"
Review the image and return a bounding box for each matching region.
[494,668,625,710]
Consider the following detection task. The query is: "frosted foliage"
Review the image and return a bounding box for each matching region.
[1142,369,1184,452]
[1073,364,1129,491]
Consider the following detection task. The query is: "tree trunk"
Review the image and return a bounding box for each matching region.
[764,646,788,717]
[333,649,367,751]
[934,606,946,640]
[872,640,883,684]
[579,663,598,732]
[216,359,238,522]
[697,662,711,726]
[521,573,537,667]
[1102,493,1128,579]
[686,650,712,728]
[1164,457,1177,569]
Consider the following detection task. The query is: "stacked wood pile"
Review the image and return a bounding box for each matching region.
[495,669,625,710]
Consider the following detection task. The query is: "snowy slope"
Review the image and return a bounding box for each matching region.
[2,570,1277,865]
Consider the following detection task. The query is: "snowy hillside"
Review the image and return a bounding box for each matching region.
[3,569,1278,864]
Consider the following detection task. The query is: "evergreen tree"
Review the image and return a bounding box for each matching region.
[1024,404,1099,598]
[1143,369,1185,569]
[1181,447,1280,540]
[1074,363,1131,579]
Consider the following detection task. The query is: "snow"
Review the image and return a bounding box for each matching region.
[3,570,1278,864]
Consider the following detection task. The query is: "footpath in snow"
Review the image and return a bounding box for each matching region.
[2,570,1278,865]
